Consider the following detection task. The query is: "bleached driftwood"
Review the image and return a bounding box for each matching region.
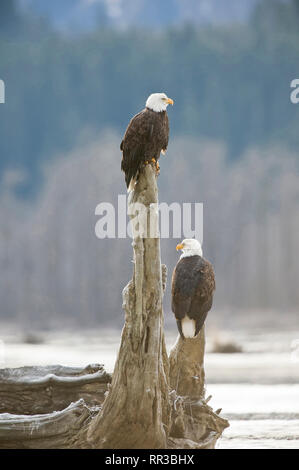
[87,164,170,448]
[0,364,111,449]
[169,328,206,399]
[168,328,229,448]
[0,163,228,448]
[0,364,110,415]
[0,399,98,449]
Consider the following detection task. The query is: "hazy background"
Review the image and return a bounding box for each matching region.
[1,0,299,449]
[0,0,298,330]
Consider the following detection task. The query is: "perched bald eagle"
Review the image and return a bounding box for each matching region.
[171,239,215,339]
[120,93,173,191]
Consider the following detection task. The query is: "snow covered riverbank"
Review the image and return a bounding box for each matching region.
[0,325,298,449]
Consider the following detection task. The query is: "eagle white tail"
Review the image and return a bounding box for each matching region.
[127,176,137,193]
[181,316,196,338]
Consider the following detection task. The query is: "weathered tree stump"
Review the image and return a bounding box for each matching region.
[0,164,228,448]
[169,327,206,399]
[168,328,229,448]
[87,164,170,449]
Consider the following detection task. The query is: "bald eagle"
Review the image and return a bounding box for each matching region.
[120,93,173,191]
[171,239,215,339]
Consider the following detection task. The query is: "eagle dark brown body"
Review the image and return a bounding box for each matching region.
[120,107,169,189]
[171,255,215,339]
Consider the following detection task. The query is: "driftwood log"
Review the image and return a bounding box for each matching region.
[0,164,228,448]
[0,364,110,415]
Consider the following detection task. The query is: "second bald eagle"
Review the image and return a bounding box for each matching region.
[120,93,173,191]
[171,239,215,339]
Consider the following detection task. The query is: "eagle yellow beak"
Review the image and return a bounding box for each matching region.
[176,243,184,251]
[166,98,174,105]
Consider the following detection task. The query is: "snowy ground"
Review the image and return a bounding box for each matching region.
[0,325,299,449]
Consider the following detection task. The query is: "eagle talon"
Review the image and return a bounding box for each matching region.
[155,162,160,175]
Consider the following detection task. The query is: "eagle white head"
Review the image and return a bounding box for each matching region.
[176,238,203,258]
[146,93,174,112]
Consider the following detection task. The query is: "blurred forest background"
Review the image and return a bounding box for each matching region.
[0,0,299,329]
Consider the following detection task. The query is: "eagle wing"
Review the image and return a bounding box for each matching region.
[161,112,169,153]
[120,109,155,188]
[171,256,215,335]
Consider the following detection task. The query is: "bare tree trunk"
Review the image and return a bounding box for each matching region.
[168,328,229,448]
[87,164,170,449]
[169,328,206,399]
